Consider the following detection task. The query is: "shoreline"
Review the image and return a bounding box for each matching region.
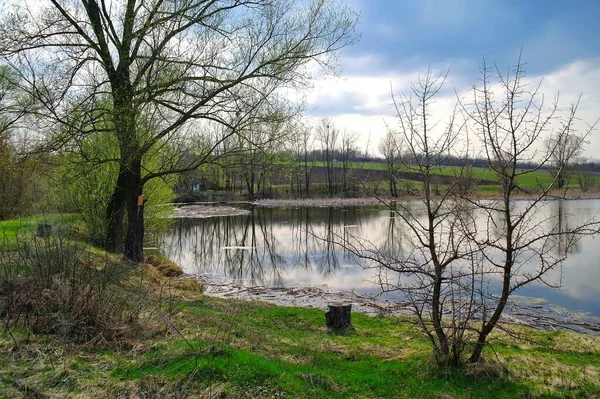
[171,195,600,335]
[172,192,600,218]
[252,190,600,207]
[199,275,600,336]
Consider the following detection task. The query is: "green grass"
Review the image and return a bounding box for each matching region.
[2,292,599,398]
[0,213,80,239]
[309,161,592,189]
[106,301,531,398]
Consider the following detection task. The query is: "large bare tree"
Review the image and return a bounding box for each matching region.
[0,0,358,261]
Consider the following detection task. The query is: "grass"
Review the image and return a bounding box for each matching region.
[1,214,599,398]
[0,213,80,239]
[310,161,599,190]
[2,285,599,398]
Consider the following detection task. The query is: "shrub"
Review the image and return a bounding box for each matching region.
[0,233,141,345]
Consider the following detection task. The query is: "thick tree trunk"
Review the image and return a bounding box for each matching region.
[124,159,144,263]
[105,166,128,252]
[105,159,145,263]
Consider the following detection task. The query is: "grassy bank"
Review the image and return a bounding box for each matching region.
[2,291,599,398]
[1,216,599,398]
[2,276,600,397]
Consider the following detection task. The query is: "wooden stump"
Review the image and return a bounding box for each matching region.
[37,223,52,237]
[325,302,352,329]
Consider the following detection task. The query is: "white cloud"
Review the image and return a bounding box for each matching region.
[304,57,600,159]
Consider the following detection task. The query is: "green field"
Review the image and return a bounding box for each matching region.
[0,213,79,239]
[309,161,591,189]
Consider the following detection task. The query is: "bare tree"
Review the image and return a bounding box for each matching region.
[339,130,358,196]
[0,0,358,261]
[236,105,293,200]
[315,117,339,197]
[378,129,403,197]
[350,58,599,367]
[351,69,478,366]
[462,55,599,363]
[545,121,587,190]
[300,126,318,197]
[574,158,596,192]
[0,66,40,220]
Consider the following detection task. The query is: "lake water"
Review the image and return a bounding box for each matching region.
[162,200,600,317]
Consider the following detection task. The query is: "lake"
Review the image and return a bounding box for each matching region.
[162,200,600,317]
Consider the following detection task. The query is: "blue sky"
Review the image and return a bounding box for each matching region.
[306,0,600,157]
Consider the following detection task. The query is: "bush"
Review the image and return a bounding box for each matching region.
[0,233,141,345]
[52,130,175,247]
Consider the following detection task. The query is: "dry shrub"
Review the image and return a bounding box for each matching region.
[0,234,142,345]
[463,357,510,381]
[146,255,184,278]
[170,278,203,293]
[156,263,183,277]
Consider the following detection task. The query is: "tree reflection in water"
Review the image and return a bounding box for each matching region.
[162,206,379,286]
[161,202,600,317]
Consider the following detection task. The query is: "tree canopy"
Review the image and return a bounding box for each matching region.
[0,0,358,260]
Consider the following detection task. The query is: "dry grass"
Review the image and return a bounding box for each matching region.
[0,235,143,346]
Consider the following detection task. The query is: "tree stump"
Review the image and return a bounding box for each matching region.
[37,223,52,237]
[325,302,352,329]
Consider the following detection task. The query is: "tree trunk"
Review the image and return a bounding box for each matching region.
[245,171,255,200]
[122,159,144,262]
[106,158,145,263]
[105,166,127,252]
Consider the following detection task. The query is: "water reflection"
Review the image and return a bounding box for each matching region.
[163,207,376,287]
[162,200,600,316]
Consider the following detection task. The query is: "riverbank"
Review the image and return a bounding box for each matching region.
[3,275,600,398]
[172,190,600,218]
[199,275,600,336]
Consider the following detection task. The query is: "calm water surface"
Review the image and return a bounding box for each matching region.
[162,200,600,317]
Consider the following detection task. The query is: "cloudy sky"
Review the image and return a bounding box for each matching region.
[305,0,600,158]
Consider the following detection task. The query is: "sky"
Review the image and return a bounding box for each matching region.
[305,0,600,158]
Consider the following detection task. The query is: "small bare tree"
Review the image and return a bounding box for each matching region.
[574,159,596,192]
[545,111,588,190]
[462,56,598,363]
[348,68,480,366]
[316,118,340,197]
[350,57,599,367]
[340,130,358,196]
[378,129,403,197]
